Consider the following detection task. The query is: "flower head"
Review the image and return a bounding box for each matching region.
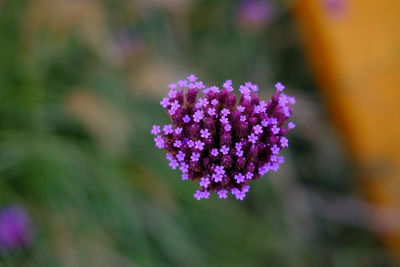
[152,75,295,200]
[0,205,34,251]
[237,0,275,31]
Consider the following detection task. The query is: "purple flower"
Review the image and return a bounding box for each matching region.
[194,140,205,151]
[187,74,198,82]
[271,144,280,155]
[183,115,191,123]
[151,125,161,135]
[196,98,209,108]
[234,173,245,184]
[193,190,203,200]
[248,133,259,144]
[239,85,251,96]
[214,165,225,175]
[194,190,210,200]
[271,125,280,135]
[220,116,229,124]
[0,205,34,251]
[237,0,275,31]
[175,127,183,134]
[269,117,278,125]
[187,139,195,148]
[280,137,289,147]
[275,82,285,91]
[207,108,216,116]
[245,82,258,91]
[231,188,247,200]
[232,185,250,200]
[163,124,174,135]
[168,89,178,98]
[154,136,165,149]
[259,164,271,175]
[211,86,220,93]
[174,140,182,148]
[253,125,263,135]
[254,105,265,114]
[235,142,243,150]
[176,151,185,162]
[211,99,219,105]
[212,173,224,183]
[217,190,228,199]
[221,108,231,116]
[200,129,211,139]
[246,172,254,180]
[170,100,180,110]
[166,153,174,161]
[168,83,177,89]
[211,148,219,157]
[178,80,188,87]
[196,81,205,89]
[236,149,244,157]
[191,152,200,162]
[152,75,295,200]
[180,163,189,173]
[220,145,230,155]
[223,81,234,92]
[169,159,179,169]
[193,110,204,122]
[324,0,346,17]
[200,177,211,188]
[160,98,170,108]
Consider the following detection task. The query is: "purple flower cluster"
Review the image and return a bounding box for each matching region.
[236,0,275,31]
[0,205,34,251]
[152,75,295,200]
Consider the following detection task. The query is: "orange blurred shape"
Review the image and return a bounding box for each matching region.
[293,0,400,260]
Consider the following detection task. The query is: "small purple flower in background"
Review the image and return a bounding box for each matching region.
[0,205,34,252]
[236,0,275,31]
[323,0,346,18]
[151,74,295,200]
[110,29,146,66]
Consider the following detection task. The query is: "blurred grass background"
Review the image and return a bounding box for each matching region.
[0,0,398,266]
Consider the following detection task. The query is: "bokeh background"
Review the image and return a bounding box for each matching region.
[0,0,399,266]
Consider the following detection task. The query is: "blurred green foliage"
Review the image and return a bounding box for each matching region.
[0,0,394,266]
